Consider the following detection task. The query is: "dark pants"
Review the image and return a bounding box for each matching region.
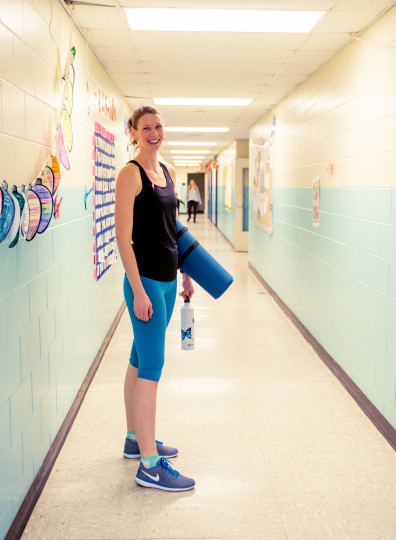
[187,201,198,221]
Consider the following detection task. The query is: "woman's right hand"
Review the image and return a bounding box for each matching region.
[133,291,153,321]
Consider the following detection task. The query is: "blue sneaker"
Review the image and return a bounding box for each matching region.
[123,438,178,459]
[135,458,195,491]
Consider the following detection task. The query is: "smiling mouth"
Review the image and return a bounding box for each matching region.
[148,139,160,144]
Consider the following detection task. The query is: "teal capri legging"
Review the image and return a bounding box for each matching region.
[123,274,177,381]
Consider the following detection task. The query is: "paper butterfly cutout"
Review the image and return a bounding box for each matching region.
[0,184,15,244]
[62,108,73,152]
[34,180,53,234]
[57,126,70,170]
[7,188,23,248]
[181,328,192,341]
[50,155,61,193]
[26,186,41,242]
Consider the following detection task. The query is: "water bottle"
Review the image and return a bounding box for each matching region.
[181,298,195,350]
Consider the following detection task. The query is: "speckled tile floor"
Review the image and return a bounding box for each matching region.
[22,216,396,540]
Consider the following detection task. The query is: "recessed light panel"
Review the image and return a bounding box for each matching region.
[125,9,324,33]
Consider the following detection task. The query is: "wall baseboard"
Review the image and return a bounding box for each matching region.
[5,302,126,540]
[249,263,396,451]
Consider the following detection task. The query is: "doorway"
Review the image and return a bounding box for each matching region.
[187,172,205,214]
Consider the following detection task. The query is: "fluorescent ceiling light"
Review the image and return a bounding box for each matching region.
[167,141,217,146]
[166,127,229,133]
[173,156,205,160]
[174,163,201,167]
[155,98,251,106]
[171,150,211,154]
[125,9,324,33]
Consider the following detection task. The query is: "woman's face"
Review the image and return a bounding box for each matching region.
[133,113,164,151]
[190,180,196,187]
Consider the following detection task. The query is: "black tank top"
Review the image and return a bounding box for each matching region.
[129,160,178,282]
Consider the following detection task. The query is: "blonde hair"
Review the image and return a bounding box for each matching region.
[127,105,162,146]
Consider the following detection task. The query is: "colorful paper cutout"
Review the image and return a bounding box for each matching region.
[5,191,21,247]
[9,188,25,248]
[326,160,335,176]
[34,180,53,234]
[68,63,75,87]
[84,186,93,210]
[61,108,73,152]
[26,185,41,241]
[54,192,63,219]
[57,126,70,170]
[65,77,73,116]
[17,187,29,241]
[40,166,54,192]
[50,155,61,193]
[0,185,15,244]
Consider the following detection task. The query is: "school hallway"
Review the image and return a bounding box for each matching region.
[21,216,396,540]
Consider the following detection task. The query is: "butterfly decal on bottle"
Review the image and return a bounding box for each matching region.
[181,328,192,341]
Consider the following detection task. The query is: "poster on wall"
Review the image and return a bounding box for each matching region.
[313,176,320,228]
[252,140,274,235]
[92,122,117,280]
[224,162,233,211]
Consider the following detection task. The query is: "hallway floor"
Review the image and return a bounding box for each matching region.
[22,217,396,540]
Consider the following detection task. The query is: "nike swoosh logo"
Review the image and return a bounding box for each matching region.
[141,470,160,482]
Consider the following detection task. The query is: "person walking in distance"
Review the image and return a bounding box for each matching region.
[115,104,195,491]
[186,179,201,222]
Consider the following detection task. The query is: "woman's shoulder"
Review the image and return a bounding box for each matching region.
[116,161,142,195]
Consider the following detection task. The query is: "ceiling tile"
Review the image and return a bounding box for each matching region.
[334,0,395,9]
[129,31,308,51]
[291,49,338,64]
[74,6,124,30]
[93,46,138,61]
[139,61,284,76]
[104,61,142,73]
[144,73,273,85]
[121,0,337,7]
[301,33,351,50]
[75,0,390,143]
[314,10,381,32]
[135,48,295,64]
[85,29,130,47]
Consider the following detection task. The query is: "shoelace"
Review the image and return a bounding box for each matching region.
[159,458,180,477]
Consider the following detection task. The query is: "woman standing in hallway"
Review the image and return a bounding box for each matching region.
[186,179,201,222]
[115,104,195,492]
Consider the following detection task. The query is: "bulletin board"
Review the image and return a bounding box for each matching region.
[252,141,273,235]
[92,122,117,280]
[224,162,233,211]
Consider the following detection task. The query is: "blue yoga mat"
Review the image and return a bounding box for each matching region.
[176,219,233,300]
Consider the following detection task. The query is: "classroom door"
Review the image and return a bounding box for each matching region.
[234,158,249,251]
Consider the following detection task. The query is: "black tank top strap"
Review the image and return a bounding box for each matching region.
[128,159,151,187]
[159,162,174,186]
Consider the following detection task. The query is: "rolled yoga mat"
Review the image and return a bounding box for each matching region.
[176,219,233,299]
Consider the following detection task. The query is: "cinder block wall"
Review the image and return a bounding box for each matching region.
[249,7,396,429]
[0,3,130,537]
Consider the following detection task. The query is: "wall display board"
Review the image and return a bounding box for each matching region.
[92,122,117,280]
[252,140,274,235]
[225,162,233,211]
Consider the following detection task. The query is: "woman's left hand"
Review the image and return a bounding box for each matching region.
[179,273,194,300]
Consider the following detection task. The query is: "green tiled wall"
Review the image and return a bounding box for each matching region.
[0,187,124,537]
[249,186,396,429]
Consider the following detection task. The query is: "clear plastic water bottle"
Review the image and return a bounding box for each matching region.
[181,298,195,350]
